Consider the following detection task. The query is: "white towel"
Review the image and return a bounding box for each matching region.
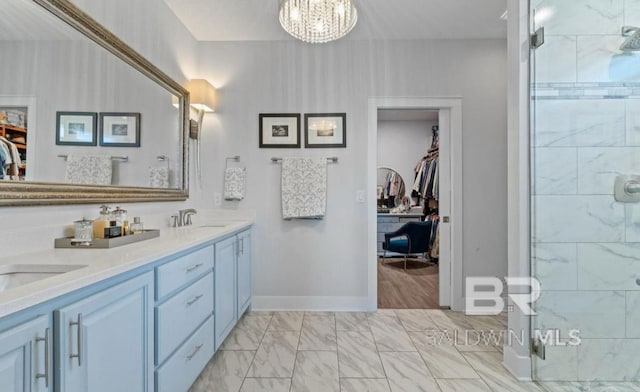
[149,166,170,188]
[224,167,246,200]
[65,155,112,185]
[281,157,327,220]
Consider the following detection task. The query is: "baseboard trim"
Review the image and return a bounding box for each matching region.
[503,345,532,381]
[252,296,372,311]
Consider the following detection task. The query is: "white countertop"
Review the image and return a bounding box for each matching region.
[0,220,253,319]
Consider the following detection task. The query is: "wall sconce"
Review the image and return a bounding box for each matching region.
[183,79,218,187]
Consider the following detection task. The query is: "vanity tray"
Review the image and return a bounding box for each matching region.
[54,229,160,249]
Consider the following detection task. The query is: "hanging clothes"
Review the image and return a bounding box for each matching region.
[0,137,20,179]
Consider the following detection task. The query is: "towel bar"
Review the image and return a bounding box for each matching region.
[271,157,338,163]
[58,155,129,162]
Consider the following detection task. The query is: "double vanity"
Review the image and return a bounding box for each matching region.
[0,221,253,392]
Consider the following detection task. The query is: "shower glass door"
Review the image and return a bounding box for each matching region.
[530,0,640,382]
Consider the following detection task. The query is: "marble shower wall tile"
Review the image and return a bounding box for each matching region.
[537,0,623,35]
[533,100,625,147]
[626,99,640,146]
[534,345,579,381]
[535,291,626,338]
[627,0,640,26]
[533,196,625,243]
[534,35,577,83]
[625,204,640,242]
[577,243,640,290]
[627,292,640,338]
[533,243,578,290]
[578,148,640,194]
[533,148,577,195]
[578,339,640,381]
[577,36,636,83]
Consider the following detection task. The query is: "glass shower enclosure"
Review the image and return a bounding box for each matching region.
[530,0,640,382]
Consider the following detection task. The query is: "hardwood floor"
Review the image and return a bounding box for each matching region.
[377,257,441,309]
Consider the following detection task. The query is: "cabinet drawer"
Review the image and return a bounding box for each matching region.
[156,315,214,392]
[156,245,214,299]
[157,272,214,364]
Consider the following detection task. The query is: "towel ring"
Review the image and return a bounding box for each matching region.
[225,156,241,170]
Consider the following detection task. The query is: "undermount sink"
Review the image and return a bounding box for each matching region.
[0,264,86,293]
[198,222,234,228]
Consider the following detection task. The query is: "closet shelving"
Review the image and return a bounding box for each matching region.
[0,124,27,175]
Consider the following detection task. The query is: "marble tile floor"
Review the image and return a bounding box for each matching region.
[188,310,640,392]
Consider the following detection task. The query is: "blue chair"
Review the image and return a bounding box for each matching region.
[382,221,433,270]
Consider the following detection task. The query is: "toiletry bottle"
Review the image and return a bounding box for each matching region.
[122,220,130,236]
[130,217,144,234]
[113,207,127,227]
[93,205,111,239]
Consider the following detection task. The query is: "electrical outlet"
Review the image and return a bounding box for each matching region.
[214,192,222,206]
[356,190,365,203]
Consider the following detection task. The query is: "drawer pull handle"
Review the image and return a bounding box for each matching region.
[186,344,204,361]
[186,294,204,307]
[69,313,82,366]
[35,327,50,387]
[186,263,203,273]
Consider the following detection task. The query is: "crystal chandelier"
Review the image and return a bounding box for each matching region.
[279,0,358,44]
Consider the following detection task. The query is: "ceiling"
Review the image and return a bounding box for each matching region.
[164,0,508,42]
[0,0,82,41]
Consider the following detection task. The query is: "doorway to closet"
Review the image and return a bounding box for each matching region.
[367,97,463,312]
[376,109,441,309]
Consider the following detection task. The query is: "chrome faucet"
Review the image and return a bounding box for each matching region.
[177,209,197,227]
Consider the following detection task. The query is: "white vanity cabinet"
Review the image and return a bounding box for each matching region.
[154,245,215,392]
[0,315,51,392]
[214,236,237,350]
[0,224,253,392]
[236,230,252,319]
[55,272,154,392]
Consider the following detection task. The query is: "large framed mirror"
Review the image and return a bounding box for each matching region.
[0,0,189,206]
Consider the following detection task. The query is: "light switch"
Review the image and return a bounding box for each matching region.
[356,190,365,203]
[214,192,222,206]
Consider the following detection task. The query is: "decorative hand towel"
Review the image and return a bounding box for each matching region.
[149,166,169,188]
[224,167,246,200]
[65,155,112,185]
[281,157,327,220]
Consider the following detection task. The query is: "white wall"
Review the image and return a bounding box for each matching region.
[0,0,198,258]
[196,39,508,308]
[377,119,436,198]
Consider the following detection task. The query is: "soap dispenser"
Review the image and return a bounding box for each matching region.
[93,205,111,239]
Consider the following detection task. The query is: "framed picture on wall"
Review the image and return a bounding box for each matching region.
[99,112,141,147]
[304,113,346,148]
[259,113,301,148]
[55,111,98,146]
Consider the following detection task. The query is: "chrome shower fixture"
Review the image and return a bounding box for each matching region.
[621,26,640,52]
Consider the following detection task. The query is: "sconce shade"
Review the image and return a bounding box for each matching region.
[185,79,218,112]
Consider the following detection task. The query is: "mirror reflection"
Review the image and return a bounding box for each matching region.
[377,167,406,211]
[0,0,182,189]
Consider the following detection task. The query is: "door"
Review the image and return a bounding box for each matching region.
[529,1,640,382]
[215,236,237,349]
[0,315,51,392]
[55,272,153,392]
[236,230,252,317]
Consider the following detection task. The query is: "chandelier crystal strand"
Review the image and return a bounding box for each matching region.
[279,0,357,44]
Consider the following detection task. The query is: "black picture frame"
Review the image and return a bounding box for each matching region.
[99,112,141,147]
[55,111,98,146]
[259,113,301,148]
[304,113,346,148]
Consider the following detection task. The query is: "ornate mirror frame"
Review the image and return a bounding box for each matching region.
[0,0,190,206]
